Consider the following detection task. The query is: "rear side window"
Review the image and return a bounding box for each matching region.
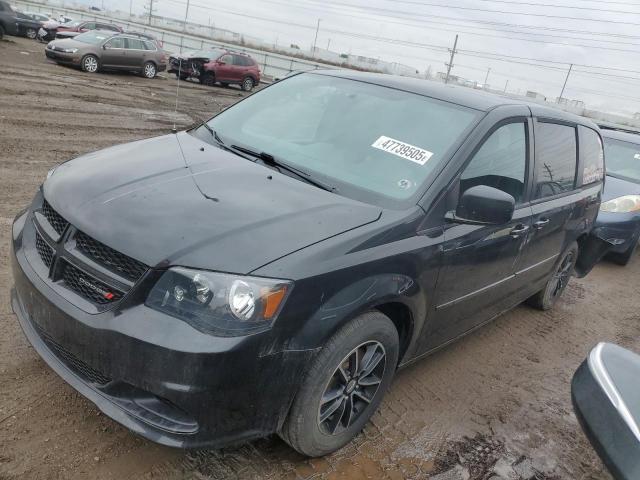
[460,122,528,203]
[143,40,156,50]
[83,22,96,30]
[534,122,577,199]
[235,56,253,66]
[579,126,604,185]
[126,38,145,50]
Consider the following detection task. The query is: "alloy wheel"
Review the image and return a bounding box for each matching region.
[551,251,575,298]
[317,341,386,435]
[144,63,156,78]
[84,56,98,73]
[243,78,253,91]
[27,28,37,39]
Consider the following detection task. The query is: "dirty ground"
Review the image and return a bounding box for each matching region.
[1,36,634,479]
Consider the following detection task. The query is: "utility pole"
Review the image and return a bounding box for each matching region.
[484,67,491,86]
[145,0,155,26]
[179,0,190,53]
[327,38,331,50]
[504,80,509,92]
[444,34,458,84]
[312,19,321,56]
[558,63,573,103]
[129,0,133,19]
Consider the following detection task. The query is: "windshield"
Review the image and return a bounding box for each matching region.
[603,137,640,183]
[74,30,111,44]
[199,73,480,207]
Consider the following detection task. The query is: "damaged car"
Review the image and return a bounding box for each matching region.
[168,48,260,91]
[11,71,605,457]
[593,127,640,265]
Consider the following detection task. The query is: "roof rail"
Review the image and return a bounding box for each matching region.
[598,123,640,135]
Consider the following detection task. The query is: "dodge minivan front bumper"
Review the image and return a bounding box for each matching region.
[10,209,313,448]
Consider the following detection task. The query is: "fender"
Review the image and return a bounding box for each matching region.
[289,273,428,365]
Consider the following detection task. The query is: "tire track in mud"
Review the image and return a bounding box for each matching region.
[0,36,636,480]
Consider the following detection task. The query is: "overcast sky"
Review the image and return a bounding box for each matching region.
[83,0,640,115]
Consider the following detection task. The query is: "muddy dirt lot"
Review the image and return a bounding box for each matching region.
[0,36,636,480]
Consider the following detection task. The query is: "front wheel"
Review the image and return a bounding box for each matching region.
[241,76,254,92]
[280,311,399,457]
[26,27,37,39]
[143,61,157,79]
[527,242,579,310]
[200,71,215,86]
[81,54,99,73]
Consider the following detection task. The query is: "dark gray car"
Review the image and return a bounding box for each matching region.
[45,30,167,78]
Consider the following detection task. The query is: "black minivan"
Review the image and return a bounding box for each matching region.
[11,71,605,456]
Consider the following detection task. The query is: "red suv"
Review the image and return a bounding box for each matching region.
[168,49,260,91]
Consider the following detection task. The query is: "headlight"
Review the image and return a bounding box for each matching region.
[600,195,640,213]
[146,267,292,336]
[61,48,78,53]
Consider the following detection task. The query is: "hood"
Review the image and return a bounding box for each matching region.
[603,174,640,201]
[44,133,382,275]
[50,38,85,49]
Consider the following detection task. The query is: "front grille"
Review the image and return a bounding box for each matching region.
[42,200,69,236]
[34,323,112,386]
[62,263,123,305]
[35,231,54,268]
[75,231,148,282]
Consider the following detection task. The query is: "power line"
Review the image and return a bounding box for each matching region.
[293,0,640,27]
[273,0,640,48]
[381,0,640,16]
[160,1,640,86]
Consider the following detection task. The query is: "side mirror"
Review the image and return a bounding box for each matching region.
[448,185,515,225]
[572,343,640,480]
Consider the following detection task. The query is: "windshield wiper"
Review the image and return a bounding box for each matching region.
[198,122,255,161]
[229,144,337,193]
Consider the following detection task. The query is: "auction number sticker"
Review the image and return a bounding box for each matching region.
[372,136,434,166]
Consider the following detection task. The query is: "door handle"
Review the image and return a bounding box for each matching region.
[510,224,530,238]
[533,218,550,230]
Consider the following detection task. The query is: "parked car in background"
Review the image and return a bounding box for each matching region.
[0,1,42,40]
[14,11,43,39]
[168,48,260,91]
[45,30,166,78]
[39,19,121,42]
[593,127,640,265]
[0,0,18,39]
[11,71,606,456]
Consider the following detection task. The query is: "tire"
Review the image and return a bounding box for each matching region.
[241,76,254,92]
[0,24,5,41]
[201,71,215,87]
[280,311,399,457]
[220,82,229,88]
[177,73,188,81]
[26,27,37,39]
[527,242,579,311]
[607,239,638,266]
[143,61,157,79]
[81,54,99,73]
